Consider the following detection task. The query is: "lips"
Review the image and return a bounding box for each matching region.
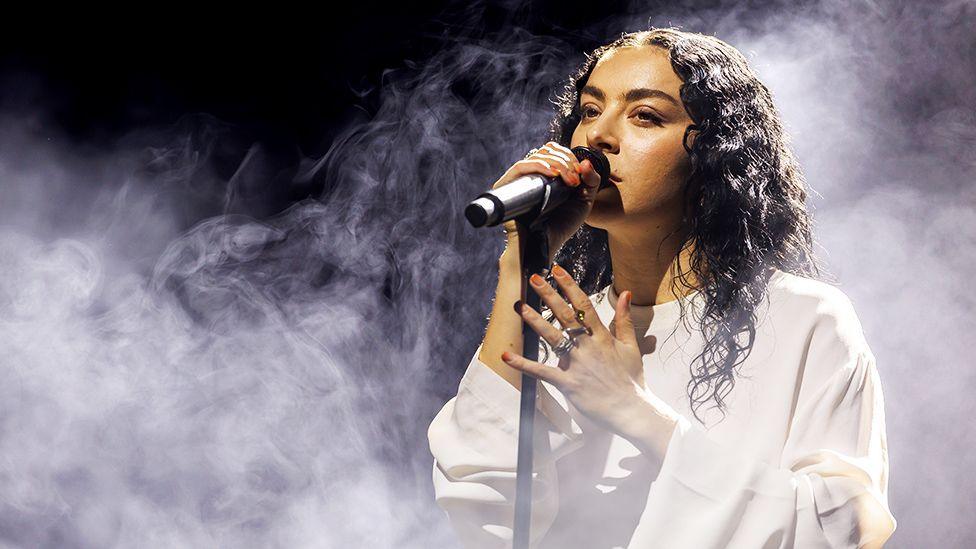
[600,173,621,192]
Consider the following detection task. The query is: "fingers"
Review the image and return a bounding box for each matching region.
[534,153,581,186]
[549,264,595,322]
[511,155,578,188]
[503,142,587,191]
[578,159,601,189]
[512,158,560,180]
[539,142,574,165]
[514,299,568,348]
[501,350,569,388]
[612,289,639,346]
[532,266,610,341]
[539,142,582,187]
[528,272,582,335]
[550,264,610,339]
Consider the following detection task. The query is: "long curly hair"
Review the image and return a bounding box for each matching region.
[541,27,832,424]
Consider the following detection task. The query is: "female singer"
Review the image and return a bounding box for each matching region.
[428,27,896,548]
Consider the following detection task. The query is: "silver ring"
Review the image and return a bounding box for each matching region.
[564,326,591,338]
[553,334,576,358]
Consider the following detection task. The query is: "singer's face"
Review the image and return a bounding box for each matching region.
[570,46,695,232]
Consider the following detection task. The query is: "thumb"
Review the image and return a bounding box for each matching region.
[614,290,640,346]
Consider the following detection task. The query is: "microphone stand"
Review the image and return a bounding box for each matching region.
[463,145,609,548]
[511,216,550,549]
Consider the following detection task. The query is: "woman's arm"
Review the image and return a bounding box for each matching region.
[476,232,529,391]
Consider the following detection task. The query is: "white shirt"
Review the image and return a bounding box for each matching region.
[428,269,896,548]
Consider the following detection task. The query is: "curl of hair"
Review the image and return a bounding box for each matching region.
[539,27,832,425]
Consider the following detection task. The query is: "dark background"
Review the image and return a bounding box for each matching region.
[0,1,644,216]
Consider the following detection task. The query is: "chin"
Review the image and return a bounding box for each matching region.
[586,195,625,227]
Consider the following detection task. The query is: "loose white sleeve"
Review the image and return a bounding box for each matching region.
[635,303,897,548]
[427,342,584,549]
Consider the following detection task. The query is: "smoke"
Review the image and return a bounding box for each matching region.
[0,0,973,547]
[0,19,576,548]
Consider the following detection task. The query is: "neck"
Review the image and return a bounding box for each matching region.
[607,221,699,307]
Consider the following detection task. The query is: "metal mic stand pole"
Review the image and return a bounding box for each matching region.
[512,218,551,549]
[464,146,608,548]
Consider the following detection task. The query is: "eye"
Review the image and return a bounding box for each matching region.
[634,109,662,125]
[580,105,600,119]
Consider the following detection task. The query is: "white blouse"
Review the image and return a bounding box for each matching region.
[428,269,896,548]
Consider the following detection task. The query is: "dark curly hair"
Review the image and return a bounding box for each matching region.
[540,27,832,425]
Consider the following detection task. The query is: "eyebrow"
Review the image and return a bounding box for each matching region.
[580,84,680,107]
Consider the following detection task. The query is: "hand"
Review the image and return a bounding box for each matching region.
[501,263,679,452]
[492,142,602,251]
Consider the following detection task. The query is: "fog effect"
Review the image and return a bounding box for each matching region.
[0,1,973,547]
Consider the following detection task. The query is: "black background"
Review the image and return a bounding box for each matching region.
[0,1,650,218]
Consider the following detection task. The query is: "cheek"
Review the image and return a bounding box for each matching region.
[627,130,690,184]
[621,131,692,207]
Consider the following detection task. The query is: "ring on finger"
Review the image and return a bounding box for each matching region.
[553,335,575,359]
[570,309,592,336]
[565,325,592,338]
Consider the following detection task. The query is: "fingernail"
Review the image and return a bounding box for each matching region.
[530,273,545,286]
[501,351,511,361]
[574,164,582,174]
[552,264,567,278]
[513,300,523,313]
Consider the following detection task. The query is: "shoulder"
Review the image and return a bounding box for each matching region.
[767,269,860,320]
[764,269,875,380]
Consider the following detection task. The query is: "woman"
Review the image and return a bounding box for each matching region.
[428,27,896,548]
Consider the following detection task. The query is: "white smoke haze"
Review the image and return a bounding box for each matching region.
[0,1,972,547]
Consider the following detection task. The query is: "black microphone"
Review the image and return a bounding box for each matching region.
[464,146,612,228]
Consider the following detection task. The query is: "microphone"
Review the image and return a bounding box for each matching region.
[464,146,612,228]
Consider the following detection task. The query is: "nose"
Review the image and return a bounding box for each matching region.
[586,116,619,155]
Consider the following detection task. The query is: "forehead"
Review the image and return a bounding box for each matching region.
[586,46,681,97]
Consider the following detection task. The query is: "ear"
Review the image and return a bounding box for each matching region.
[682,124,699,153]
